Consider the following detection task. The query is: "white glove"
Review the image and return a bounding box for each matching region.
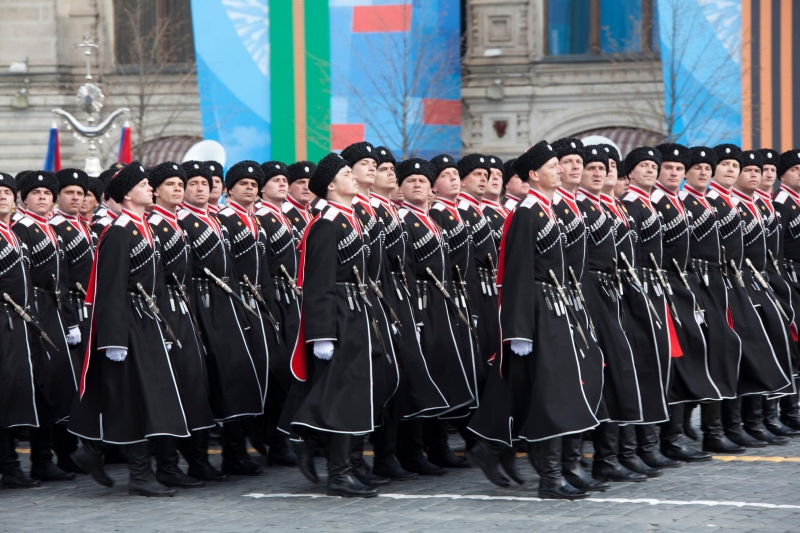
[105,348,127,362]
[66,326,81,346]
[510,340,533,356]
[165,342,173,352]
[313,340,334,360]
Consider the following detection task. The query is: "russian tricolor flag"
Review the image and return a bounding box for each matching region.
[117,123,132,164]
[43,123,61,172]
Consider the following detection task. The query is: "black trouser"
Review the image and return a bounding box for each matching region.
[396,419,425,461]
[29,388,56,468]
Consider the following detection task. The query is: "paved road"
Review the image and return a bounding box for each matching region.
[2,431,800,532]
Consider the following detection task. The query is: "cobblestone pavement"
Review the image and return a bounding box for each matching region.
[2,430,800,533]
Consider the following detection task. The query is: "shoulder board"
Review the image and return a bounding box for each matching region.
[398,208,409,219]
[218,206,235,217]
[503,198,517,209]
[519,195,536,209]
[431,203,446,211]
[114,214,132,227]
[678,190,689,201]
[49,214,65,226]
[323,207,340,221]
[254,206,269,217]
[315,199,328,209]
[148,214,163,225]
[553,193,563,204]
[15,217,33,227]
[576,191,587,202]
[706,189,720,200]
[370,197,381,208]
[281,202,293,214]
[177,210,191,220]
[622,191,638,202]
[650,189,665,203]
[95,217,111,227]
[775,190,789,204]
[730,196,741,206]
[457,199,469,211]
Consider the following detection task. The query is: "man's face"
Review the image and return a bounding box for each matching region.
[329,166,358,197]
[530,157,563,192]
[80,192,98,218]
[614,175,629,197]
[184,177,210,207]
[374,162,397,195]
[229,178,260,207]
[351,158,377,190]
[262,175,288,204]
[781,165,800,191]
[126,178,154,208]
[761,164,777,191]
[57,185,84,216]
[461,168,488,198]
[685,163,712,191]
[658,161,685,193]
[558,154,584,189]
[713,159,740,188]
[486,168,503,198]
[288,178,313,204]
[400,176,431,206]
[209,176,223,203]
[0,187,15,217]
[735,166,762,194]
[154,177,185,209]
[391,186,404,203]
[432,168,461,199]
[506,175,529,198]
[603,159,618,192]
[629,160,659,190]
[580,162,607,194]
[26,187,54,216]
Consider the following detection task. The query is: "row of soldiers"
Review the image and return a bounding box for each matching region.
[0,138,799,500]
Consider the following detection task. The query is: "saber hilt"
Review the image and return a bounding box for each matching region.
[745,258,792,323]
[203,268,259,317]
[136,283,181,349]
[425,267,472,328]
[548,269,588,348]
[280,264,302,296]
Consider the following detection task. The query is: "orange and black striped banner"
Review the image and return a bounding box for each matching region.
[742,0,798,151]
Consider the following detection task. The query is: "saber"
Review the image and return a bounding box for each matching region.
[548,270,588,347]
[135,283,182,349]
[721,246,728,278]
[745,258,792,323]
[52,274,62,312]
[280,264,302,297]
[75,282,87,298]
[649,253,681,327]
[619,252,662,328]
[568,266,595,336]
[454,265,469,309]
[425,267,472,328]
[171,273,206,353]
[3,293,60,353]
[367,276,402,330]
[352,266,389,359]
[487,254,499,295]
[672,258,706,326]
[242,274,281,341]
[768,250,782,276]
[203,268,259,317]
[729,260,746,288]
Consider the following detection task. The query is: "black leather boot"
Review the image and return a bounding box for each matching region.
[398,419,446,476]
[701,401,745,453]
[182,429,228,482]
[53,423,85,474]
[372,420,415,479]
[742,396,789,445]
[154,436,203,488]
[424,419,469,468]
[0,429,40,489]
[534,438,588,500]
[29,423,75,481]
[636,424,681,468]
[350,435,391,487]
[591,423,646,482]
[222,420,262,476]
[71,439,114,487]
[683,403,699,440]
[246,415,268,456]
[372,454,418,480]
[125,441,175,497]
[722,398,767,448]
[562,434,609,491]
[498,444,524,485]
[779,391,800,430]
[466,439,510,487]
[660,404,711,463]
[327,434,377,498]
[618,425,662,477]
[289,438,319,484]
[763,398,800,437]
[267,425,297,467]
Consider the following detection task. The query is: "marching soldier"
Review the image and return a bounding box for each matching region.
[147,162,217,487]
[80,176,103,225]
[69,161,190,497]
[706,145,791,448]
[680,147,745,454]
[651,144,720,463]
[576,146,645,483]
[0,173,43,489]
[13,171,81,483]
[501,157,528,211]
[178,161,267,476]
[467,140,599,499]
[205,161,224,215]
[282,161,318,239]
[481,156,510,246]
